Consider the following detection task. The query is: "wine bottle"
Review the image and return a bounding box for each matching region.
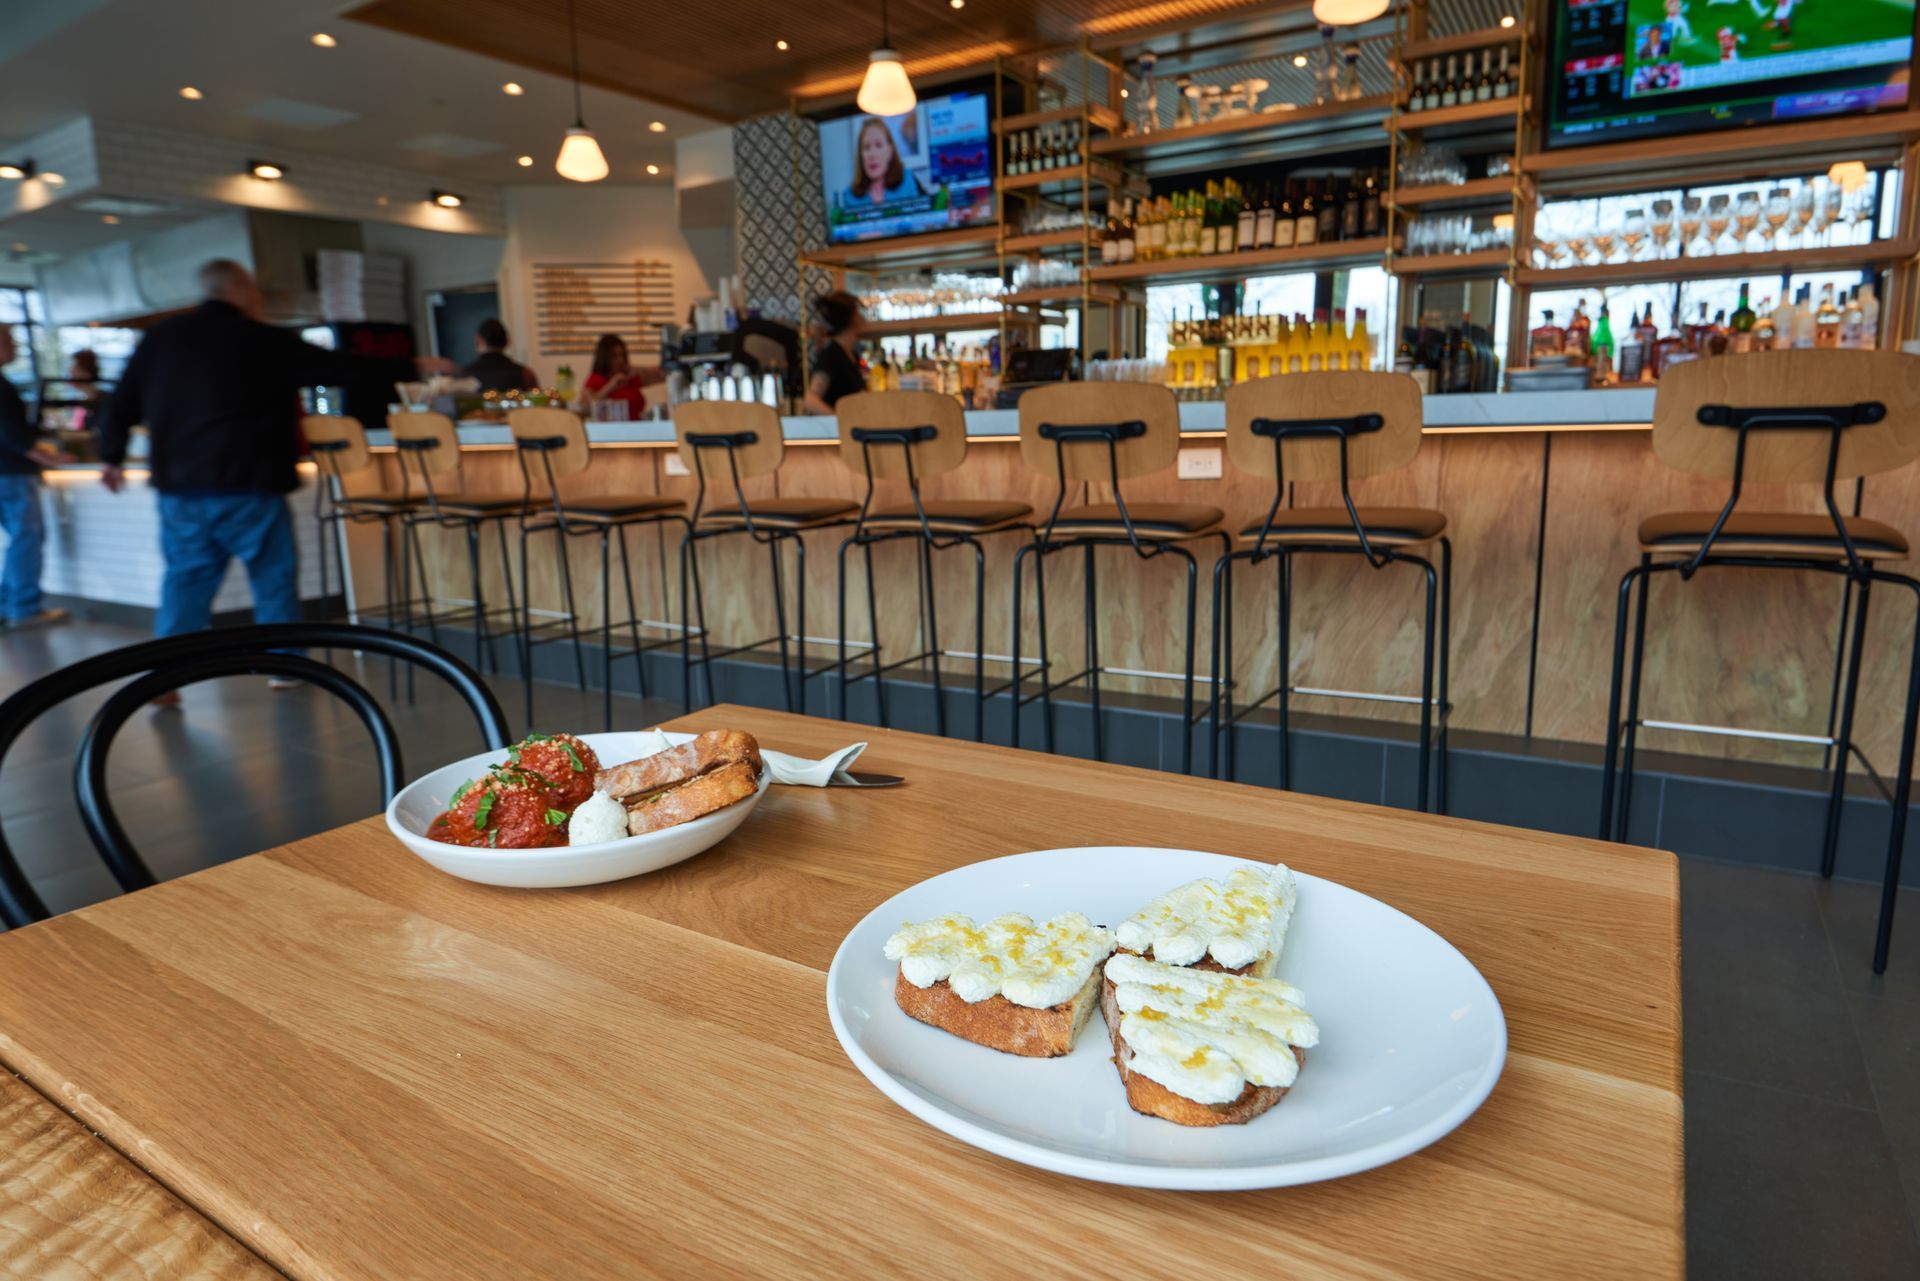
[1410,61,1427,112]
[1339,172,1360,241]
[1361,170,1382,238]
[1462,54,1478,104]
[1274,184,1296,249]
[1102,204,1121,265]
[1255,185,1277,249]
[1117,198,1136,264]
[1441,55,1459,108]
[1296,180,1318,246]
[1729,282,1756,353]
[1476,50,1493,102]
[1496,48,1513,98]
[1423,60,1441,111]
[1316,177,1338,244]
[1236,182,1256,252]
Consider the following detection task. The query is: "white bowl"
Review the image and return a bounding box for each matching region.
[385,730,771,888]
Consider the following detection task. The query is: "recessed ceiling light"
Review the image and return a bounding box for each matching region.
[179,86,204,101]
[0,162,31,181]
[648,121,667,133]
[950,0,964,8]
[101,214,119,225]
[1120,88,1129,98]
[430,189,464,208]
[1292,54,1309,67]
[775,39,789,50]
[517,154,534,167]
[503,82,524,96]
[41,172,64,187]
[1499,14,1516,27]
[311,33,336,48]
[645,163,660,175]
[247,159,286,180]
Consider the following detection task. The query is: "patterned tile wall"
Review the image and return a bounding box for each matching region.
[734,111,833,325]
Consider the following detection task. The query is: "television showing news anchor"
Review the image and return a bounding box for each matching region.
[819,90,994,244]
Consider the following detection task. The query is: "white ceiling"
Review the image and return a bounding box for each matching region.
[0,0,717,189]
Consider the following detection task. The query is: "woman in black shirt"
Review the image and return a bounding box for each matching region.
[803,291,867,414]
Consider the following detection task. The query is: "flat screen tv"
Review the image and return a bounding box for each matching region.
[1545,0,1916,148]
[818,90,996,245]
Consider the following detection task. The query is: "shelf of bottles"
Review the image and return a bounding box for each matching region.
[1398,35,1523,122]
[1086,309,1382,400]
[862,344,1002,408]
[1086,173,1391,283]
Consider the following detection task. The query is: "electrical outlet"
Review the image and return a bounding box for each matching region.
[662,451,689,477]
[1177,447,1223,480]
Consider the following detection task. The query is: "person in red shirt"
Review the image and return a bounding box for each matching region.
[580,333,663,419]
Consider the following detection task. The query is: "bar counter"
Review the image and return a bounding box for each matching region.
[335,384,1915,780]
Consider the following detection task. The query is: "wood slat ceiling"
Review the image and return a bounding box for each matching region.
[345,0,1305,122]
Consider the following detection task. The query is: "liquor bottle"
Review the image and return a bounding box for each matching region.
[1361,170,1382,238]
[1296,181,1318,246]
[1495,48,1513,99]
[1708,309,1729,356]
[1814,283,1843,348]
[1254,186,1277,250]
[1236,184,1257,252]
[1339,45,1362,102]
[1841,287,1864,348]
[1065,122,1081,167]
[1462,54,1478,104]
[1441,55,1459,108]
[1102,204,1121,266]
[1351,309,1373,371]
[1448,326,1475,392]
[1529,308,1564,359]
[1592,304,1615,382]
[1118,199,1137,264]
[1339,172,1360,241]
[1729,282,1756,352]
[1287,313,1310,372]
[1565,298,1592,360]
[1327,309,1347,372]
[1273,184,1295,249]
[1618,307,1646,382]
[1005,131,1021,178]
[1860,282,1881,348]
[1423,60,1441,111]
[1409,61,1427,112]
[1305,309,1328,371]
[1201,181,1221,255]
[1150,196,1170,260]
[1316,178,1339,243]
[1752,299,1777,350]
[1477,51,1493,101]
[1792,285,1817,348]
[1771,293,1796,349]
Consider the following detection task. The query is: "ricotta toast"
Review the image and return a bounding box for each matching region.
[1113,863,1297,977]
[884,912,1114,1057]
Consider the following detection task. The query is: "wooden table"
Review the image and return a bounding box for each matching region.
[0,707,1682,1279]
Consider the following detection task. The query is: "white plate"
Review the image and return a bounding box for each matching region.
[385,731,771,888]
[826,846,1506,1191]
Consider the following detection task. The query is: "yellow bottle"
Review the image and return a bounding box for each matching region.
[1350,308,1372,371]
[1287,313,1309,373]
[1305,310,1327,371]
[1266,315,1289,376]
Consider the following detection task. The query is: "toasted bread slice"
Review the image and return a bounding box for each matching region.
[596,730,762,802]
[1098,974,1304,1126]
[894,968,1102,1058]
[624,759,760,835]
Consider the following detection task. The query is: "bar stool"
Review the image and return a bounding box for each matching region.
[1008,382,1229,772]
[675,401,858,713]
[300,413,418,628]
[507,407,690,731]
[1598,350,1920,973]
[386,411,527,676]
[1208,372,1451,812]
[831,390,1033,739]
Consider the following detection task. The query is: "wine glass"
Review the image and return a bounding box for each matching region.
[1649,199,1674,259]
[1820,180,1845,246]
[1733,190,1760,253]
[1621,207,1648,261]
[1763,188,1791,251]
[1591,214,1619,265]
[1678,196,1704,256]
[1705,195,1732,254]
[1848,173,1879,244]
[1789,183,1815,250]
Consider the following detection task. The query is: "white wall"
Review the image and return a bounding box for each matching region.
[360,222,507,357]
[498,184,713,384]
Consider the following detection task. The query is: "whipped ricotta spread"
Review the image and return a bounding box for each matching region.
[1106,952,1319,1104]
[884,912,1114,1009]
[1114,863,1296,969]
[568,789,629,846]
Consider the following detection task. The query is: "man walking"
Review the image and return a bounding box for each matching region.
[0,324,68,631]
[99,259,445,677]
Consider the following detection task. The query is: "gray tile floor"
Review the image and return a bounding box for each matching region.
[4,620,1920,1278]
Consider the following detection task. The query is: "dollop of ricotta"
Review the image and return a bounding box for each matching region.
[884,912,1114,1009]
[567,789,630,846]
[1114,863,1296,969]
[1106,952,1319,1104]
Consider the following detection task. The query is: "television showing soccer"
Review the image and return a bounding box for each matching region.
[818,90,997,245]
[1546,0,1917,147]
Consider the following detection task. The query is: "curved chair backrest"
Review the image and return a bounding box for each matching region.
[834,390,968,480]
[508,406,593,480]
[302,414,373,478]
[1017,382,1181,483]
[388,410,465,479]
[673,401,785,480]
[1652,350,1920,483]
[1224,371,1424,484]
[0,624,510,928]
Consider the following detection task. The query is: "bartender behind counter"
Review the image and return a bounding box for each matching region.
[803,291,867,415]
[579,333,665,418]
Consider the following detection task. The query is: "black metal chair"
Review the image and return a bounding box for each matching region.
[0,624,509,927]
[1598,350,1920,973]
[1008,382,1230,773]
[507,407,691,731]
[1209,372,1451,813]
[830,390,1033,740]
[673,401,857,714]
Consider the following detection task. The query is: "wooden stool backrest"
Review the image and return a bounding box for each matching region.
[387,411,464,479]
[1224,372,1423,484]
[1017,382,1181,482]
[507,407,592,479]
[834,390,968,480]
[300,414,371,478]
[1653,351,1920,482]
[673,401,785,480]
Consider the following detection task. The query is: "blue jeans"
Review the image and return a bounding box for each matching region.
[0,473,46,623]
[156,493,302,638]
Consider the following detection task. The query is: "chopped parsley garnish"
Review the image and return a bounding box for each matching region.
[473,792,496,830]
[450,778,476,804]
[544,808,568,826]
[558,740,585,772]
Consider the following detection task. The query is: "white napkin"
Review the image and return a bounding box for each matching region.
[631,730,871,787]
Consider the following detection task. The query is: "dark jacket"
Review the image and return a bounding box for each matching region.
[0,378,38,477]
[462,350,537,394]
[100,301,414,493]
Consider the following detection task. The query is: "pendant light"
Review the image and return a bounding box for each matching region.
[857,0,916,118]
[1312,0,1390,24]
[554,0,610,182]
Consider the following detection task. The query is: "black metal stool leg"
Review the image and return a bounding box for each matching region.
[1617,554,1655,839]
[1413,554,1438,815]
[766,536,794,713]
[1278,551,1293,792]
[836,535,855,722]
[971,537,987,742]
[1035,543,1054,753]
[467,522,488,674]
[864,540,888,727]
[1210,550,1233,781]
[408,520,440,645]
[617,524,646,700]
[1598,563,1643,840]
[495,518,521,678]
[1872,572,1920,973]
[600,527,614,733]
[1010,540,1030,748]
[520,523,536,731]
[382,519,399,700]
[920,537,947,738]
[678,535,695,714]
[552,527,589,695]
[794,534,810,717]
[1823,575,1873,877]
[1437,537,1453,816]
[1085,543,1104,762]
[1178,546,1199,776]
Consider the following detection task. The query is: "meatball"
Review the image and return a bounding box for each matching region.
[510,733,601,810]
[426,809,485,847]
[452,767,568,849]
